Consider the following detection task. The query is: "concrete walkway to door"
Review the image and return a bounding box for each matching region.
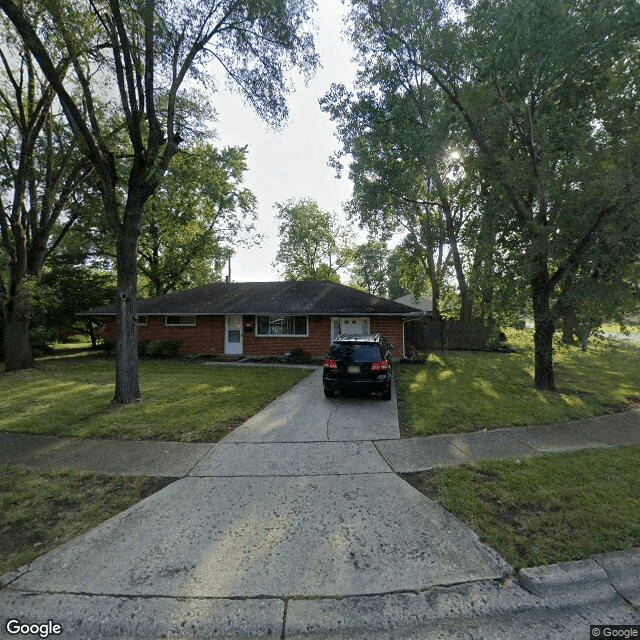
[2,368,639,638]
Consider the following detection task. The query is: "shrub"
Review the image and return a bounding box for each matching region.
[100,338,182,358]
[144,339,182,358]
[29,327,56,356]
[144,340,161,357]
[138,339,151,357]
[284,348,312,364]
[102,339,116,355]
[62,334,92,344]
[156,339,182,357]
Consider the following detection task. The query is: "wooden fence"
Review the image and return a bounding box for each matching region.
[405,318,492,351]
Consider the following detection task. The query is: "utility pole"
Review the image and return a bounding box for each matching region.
[225,249,231,283]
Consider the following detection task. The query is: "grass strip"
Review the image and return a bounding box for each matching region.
[402,446,640,569]
[0,358,311,441]
[0,466,175,575]
[396,329,640,436]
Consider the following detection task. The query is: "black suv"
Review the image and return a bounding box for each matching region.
[323,333,394,401]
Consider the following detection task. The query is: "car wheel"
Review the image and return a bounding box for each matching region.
[381,387,391,401]
[324,388,335,398]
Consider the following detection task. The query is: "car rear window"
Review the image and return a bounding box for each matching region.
[329,344,383,362]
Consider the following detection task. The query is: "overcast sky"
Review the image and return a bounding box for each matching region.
[211,0,361,282]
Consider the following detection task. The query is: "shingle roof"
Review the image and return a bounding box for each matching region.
[80,281,423,317]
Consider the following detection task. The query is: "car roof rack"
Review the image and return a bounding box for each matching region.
[335,333,382,342]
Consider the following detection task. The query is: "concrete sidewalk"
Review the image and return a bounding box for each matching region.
[377,409,640,473]
[2,408,639,477]
[0,432,214,477]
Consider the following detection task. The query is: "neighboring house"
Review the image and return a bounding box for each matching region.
[80,281,423,359]
[394,294,434,315]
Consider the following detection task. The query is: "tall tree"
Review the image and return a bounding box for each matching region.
[555,216,640,350]
[0,19,93,372]
[274,198,350,282]
[322,81,489,321]
[138,144,257,296]
[349,239,388,297]
[56,142,258,296]
[38,254,117,348]
[1,0,317,402]
[386,245,414,301]
[347,0,640,390]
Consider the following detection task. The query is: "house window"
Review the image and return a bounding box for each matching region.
[256,315,308,337]
[165,315,196,326]
[136,315,148,326]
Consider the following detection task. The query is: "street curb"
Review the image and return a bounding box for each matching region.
[593,548,640,607]
[518,548,640,607]
[3,574,639,640]
[3,550,639,639]
[518,558,615,601]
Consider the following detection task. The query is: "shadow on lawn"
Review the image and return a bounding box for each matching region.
[395,340,636,437]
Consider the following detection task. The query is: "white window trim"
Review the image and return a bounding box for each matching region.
[165,315,197,327]
[136,315,148,326]
[254,315,309,338]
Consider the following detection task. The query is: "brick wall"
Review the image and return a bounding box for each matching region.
[102,315,225,355]
[102,319,116,341]
[370,317,405,359]
[100,314,405,358]
[244,316,332,356]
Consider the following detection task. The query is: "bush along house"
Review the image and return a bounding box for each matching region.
[80,281,423,359]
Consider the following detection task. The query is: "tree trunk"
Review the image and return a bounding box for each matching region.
[148,217,164,296]
[113,228,141,404]
[531,275,556,391]
[3,267,36,372]
[577,323,591,352]
[86,320,98,349]
[561,308,577,345]
[470,209,497,321]
[430,274,441,318]
[422,249,442,319]
[436,182,472,322]
[3,299,35,372]
[460,296,473,323]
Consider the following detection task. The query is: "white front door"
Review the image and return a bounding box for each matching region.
[225,314,243,355]
[331,317,370,342]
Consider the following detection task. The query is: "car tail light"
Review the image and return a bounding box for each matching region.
[324,358,338,369]
[371,360,390,371]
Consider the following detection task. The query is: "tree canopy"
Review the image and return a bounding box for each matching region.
[139,144,257,296]
[349,240,389,297]
[274,198,350,282]
[0,16,93,371]
[326,0,640,389]
[1,0,318,402]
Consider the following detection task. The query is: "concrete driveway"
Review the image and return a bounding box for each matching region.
[221,368,401,442]
[1,368,513,637]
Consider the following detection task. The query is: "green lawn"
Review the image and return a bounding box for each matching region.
[0,357,312,441]
[3,338,639,575]
[0,466,175,575]
[402,446,640,569]
[396,329,640,436]
[599,322,640,334]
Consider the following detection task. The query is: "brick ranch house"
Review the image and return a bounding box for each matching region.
[81,281,423,359]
